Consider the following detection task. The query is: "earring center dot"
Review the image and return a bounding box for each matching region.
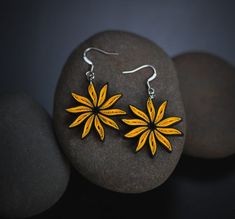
[148,122,156,131]
[92,106,100,115]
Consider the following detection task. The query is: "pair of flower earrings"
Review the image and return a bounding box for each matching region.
[66,47,183,157]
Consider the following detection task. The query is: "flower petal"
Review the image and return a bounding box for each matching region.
[100,94,122,109]
[154,130,172,151]
[100,109,126,116]
[129,105,150,122]
[155,101,167,123]
[97,83,108,107]
[66,105,91,113]
[71,93,93,107]
[147,97,155,122]
[136,130,150,152]
[69,112,92,128]
[157,127,182,135]
[124,126,148,138]
[98,113,119,130]
[149,131,157,155]
[82,114,95,139]
[94,115,105,141]
[122,119,147,126]
[157,117,182,127]
[88,83,97,106]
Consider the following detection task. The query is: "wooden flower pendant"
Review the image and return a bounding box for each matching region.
[66,83,126,141]
[122,97,183,156]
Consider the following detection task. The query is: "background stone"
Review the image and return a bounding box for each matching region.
[54,31,185,193]
[0,93,70,218]
[173,52,235,158]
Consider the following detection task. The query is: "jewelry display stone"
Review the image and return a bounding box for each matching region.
[0,93,70,218]
[174,52,235,158]
[54,31,185,193]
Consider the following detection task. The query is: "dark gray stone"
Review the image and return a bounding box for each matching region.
[54,31,185,193]
[0,93,70,218]
[173,52,235,158]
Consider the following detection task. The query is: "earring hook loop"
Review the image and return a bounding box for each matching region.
[83,47,119,83]
[122,64,157,99]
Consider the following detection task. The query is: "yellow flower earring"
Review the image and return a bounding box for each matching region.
[66,47,126,141]
[122,65,183,157]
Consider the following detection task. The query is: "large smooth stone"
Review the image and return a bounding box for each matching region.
[0,93,70,218]
[54,31,185,193]
[173,52,235,158]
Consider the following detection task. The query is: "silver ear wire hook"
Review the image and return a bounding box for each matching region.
[122,65,157,99]
[83,47,119,83]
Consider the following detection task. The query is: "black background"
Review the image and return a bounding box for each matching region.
[0,0,235,218]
